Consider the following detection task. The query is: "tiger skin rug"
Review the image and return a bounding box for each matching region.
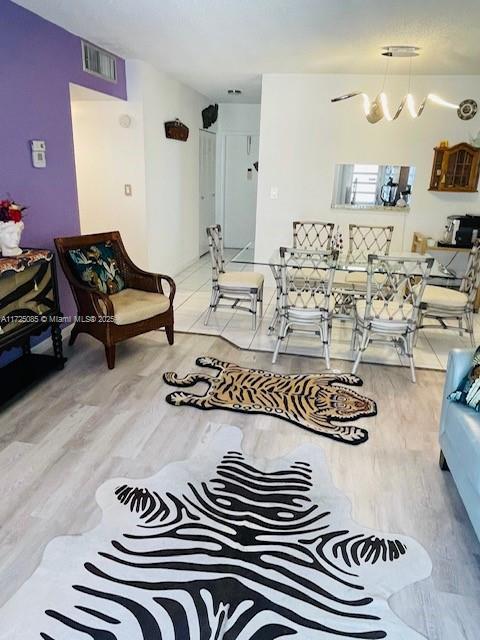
[0,425,431,640]
[164,357,377,445]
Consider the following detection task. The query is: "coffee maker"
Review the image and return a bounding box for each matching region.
[439,215,480,248]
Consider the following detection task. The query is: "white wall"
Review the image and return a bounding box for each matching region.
[255,74,480,258]
[216,103,261,133]
[70,85,149,269]
[127,60,210,276]
[215,103,261,227]
[72,64,210,277]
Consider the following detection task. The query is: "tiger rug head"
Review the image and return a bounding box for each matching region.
[163,357,377,445]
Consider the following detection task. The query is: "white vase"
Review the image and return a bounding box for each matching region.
[0,220,24,257]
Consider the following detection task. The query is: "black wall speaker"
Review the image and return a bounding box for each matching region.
[202,104,218,129]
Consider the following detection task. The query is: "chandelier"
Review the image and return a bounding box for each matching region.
[331,46,474,124]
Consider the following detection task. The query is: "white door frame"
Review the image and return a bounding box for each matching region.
[199,128,216,257]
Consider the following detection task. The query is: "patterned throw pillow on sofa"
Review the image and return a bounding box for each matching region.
[449,346,480,411]
[68,241,125,295]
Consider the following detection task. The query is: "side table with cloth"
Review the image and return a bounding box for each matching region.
[0,249,64,405]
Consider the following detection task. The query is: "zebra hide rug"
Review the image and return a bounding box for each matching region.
[0,425,431,640]
[164,356,377,445]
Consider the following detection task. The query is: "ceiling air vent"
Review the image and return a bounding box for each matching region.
[81,41,117,83]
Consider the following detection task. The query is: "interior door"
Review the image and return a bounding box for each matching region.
[224,134,259,248]
[199,129,216,256]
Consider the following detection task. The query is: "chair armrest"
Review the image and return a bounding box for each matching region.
[159,274,176,304]
[111,234,176,303]
[70,281,115,318]
[124,266,176,303]
[440,348,475,436]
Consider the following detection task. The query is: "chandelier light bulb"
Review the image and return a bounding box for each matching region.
[406,93,418,118]
[428,94,459,110]
[379,92,393,121]
[362,93,371,116]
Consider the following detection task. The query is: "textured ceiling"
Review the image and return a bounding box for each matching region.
[13,0,480,102]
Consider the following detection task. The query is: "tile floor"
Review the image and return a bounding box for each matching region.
[173,251,478,372]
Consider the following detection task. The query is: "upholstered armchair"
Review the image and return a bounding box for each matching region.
[55,231,175,369]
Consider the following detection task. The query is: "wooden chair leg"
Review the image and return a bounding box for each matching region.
[166,324,174,345]
[105,344,116,369]
[69,323,80,346]
[51,322,65,370]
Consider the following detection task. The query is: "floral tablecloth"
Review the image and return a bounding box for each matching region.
[0,249,53,276]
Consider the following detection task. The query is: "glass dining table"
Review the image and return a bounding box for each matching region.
[230,243,457,330]
[230,243,455,278]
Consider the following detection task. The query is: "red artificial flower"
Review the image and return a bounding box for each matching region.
[8,208,22,223]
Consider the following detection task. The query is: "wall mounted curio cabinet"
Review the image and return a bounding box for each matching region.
[429,143,480,192]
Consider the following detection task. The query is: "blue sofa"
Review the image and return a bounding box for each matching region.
[440,348,480,541]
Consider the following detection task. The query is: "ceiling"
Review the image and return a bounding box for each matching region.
[13,0,480,103]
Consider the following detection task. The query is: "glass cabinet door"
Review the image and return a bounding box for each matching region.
[445,148,474,189]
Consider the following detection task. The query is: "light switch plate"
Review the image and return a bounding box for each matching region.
[124,184,132,196]
[31,140,46,152]
[270,186,279,200]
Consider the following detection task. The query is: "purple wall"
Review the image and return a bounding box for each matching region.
[1,0,127,361]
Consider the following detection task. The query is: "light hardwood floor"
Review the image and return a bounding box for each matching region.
[0,330,479,638]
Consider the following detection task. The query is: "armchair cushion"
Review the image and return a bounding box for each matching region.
[109,288,170,325]
[68,241,125,294]
[448,346,480,411]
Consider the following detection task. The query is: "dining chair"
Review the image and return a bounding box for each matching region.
[290,221,336,291]
[205,224,264,329]
[351,254,434,382]
[272,247,337,366]
[344,224,394,288]
[333,224,395,317]
[417,241,480,346]
[293,221,336,250]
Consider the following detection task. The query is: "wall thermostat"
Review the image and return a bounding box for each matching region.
[30,140,47,168]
